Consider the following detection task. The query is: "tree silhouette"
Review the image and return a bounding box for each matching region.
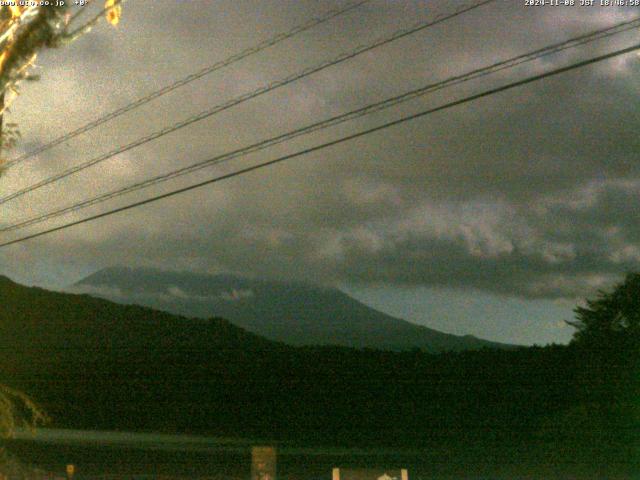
[0,1,123,163]
[566,273,640,466]
[568,272,640,348]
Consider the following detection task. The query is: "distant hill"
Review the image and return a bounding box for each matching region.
[69,266,514,352]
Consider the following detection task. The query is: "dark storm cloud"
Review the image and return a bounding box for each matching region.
[1,0,639,298]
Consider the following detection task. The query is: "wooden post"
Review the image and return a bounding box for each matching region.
[331,468,408,480]
[251,446,276,480]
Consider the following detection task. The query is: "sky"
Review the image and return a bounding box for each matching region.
[1,0,639,345]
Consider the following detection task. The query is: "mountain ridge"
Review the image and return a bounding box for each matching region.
[70,266,515,352]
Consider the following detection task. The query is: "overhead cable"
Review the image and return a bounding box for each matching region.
[0,0,496,204]
[2,40,638,248]
[3,16,639,234]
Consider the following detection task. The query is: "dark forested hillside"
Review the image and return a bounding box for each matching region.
[0,275,637,476]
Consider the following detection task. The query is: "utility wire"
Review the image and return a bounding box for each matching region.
[2,16,639,234]
[68,0,95,25]
[66,0,125,38]
[0,0,496,204]
[2,0,370,169]
[1,40,638,248]
[2,17,639,234]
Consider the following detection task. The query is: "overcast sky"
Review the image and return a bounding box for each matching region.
[1,0,639,345]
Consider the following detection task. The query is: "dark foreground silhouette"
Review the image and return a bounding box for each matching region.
[0,274,637,477]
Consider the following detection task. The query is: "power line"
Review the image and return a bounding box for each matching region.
[3,16,639,235]
[0,0,497,205]
[4,0,372,169]
[66,0,126,38]
[68,0,96,25]
[2,40,638,249]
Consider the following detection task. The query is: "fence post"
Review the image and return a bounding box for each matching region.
[251,446,276,480]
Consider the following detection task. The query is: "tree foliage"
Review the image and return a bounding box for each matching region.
[0,1,123,95]
[0,1,123,163]
[568,272,640,348]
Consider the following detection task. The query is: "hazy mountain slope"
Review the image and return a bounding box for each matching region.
[70,266,514,352]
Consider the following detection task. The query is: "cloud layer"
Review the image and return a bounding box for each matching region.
[1,0,639,300]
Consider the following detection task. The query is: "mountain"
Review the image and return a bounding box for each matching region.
[69,266,514,352]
